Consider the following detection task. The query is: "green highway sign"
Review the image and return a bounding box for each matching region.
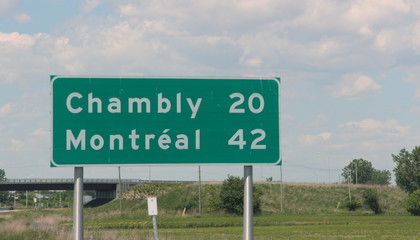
[51,76,280,166]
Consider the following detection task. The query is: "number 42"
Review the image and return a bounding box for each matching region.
[228,129,266,149]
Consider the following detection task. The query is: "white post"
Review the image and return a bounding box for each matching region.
[73,167,84,240]
[243,165,253,240]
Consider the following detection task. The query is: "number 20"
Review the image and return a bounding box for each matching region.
[229,93,264,113]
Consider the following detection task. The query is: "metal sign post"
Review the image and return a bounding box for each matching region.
[148,197,159,240]
[243,165,253,240]
[73,167,84,240]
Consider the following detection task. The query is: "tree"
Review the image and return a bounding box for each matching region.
[342,159,374,184]
[393,147,420,193]
[370,169,391,185]
[219,175,261,215]
[0,169,7,203]
[342,159,391,185]
[363,189,382,214]
[0,169,5,180]
[406,189,420,216]
[220,175,243,214]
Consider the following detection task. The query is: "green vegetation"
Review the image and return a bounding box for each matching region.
[0,169,5,180]
[393,146,420,193]
[259,183,406,215]
[406,189,420,216]
[342,158,391,185]
[69,215,420,239]
[2,210,420,240]
[363,188,382,214]
[211,175,261,214]
[109,181,408,216]
[344,197,362,211]
[0,181,417,239]
[0,169,8,203]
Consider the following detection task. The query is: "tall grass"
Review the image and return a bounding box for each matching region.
[86,182,408,218]
[258,183,407,214]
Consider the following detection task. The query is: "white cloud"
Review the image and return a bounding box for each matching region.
[0,0,21,17]
[0,103,11,116]
[0,139,25,152]
[118,4,141,16]
[31,128,49,136]
[411,22,420,54]
[401,72,420,100]
[299,132,332,145]
[0,32,56,85]
[14,12,31,24]
[344,0,410,29]
[0,32,35,47]
[341,118,409,136]
[81,0,101,14]
[334,118,410,154]
[2,0,420,181]
[239,57,262,67]
[10,139,24,151]
[328,74,382,99]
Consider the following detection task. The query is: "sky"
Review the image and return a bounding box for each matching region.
[1,0,420,183]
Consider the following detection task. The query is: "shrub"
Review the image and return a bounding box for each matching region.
[406,189,420,216]
[219,175,261,215]
[220,176,244,214]
[363,189,382,214]
[344,197,361,211]
[205,185,222,212]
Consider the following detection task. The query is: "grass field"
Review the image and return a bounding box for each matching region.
[76,215,420,239]
[102,182,409,216]
[0,182,418,239]
[2,212,419,239]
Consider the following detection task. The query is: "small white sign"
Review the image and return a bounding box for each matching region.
[147,197,158,216]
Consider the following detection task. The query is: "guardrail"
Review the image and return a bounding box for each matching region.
[0,178,142,183]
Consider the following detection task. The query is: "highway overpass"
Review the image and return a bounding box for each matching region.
[0,178,142,199]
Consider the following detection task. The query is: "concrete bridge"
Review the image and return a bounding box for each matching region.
[0,178,142,199]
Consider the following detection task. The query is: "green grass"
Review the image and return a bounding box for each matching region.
[78,215,420,239]
[0,229,52,240]
[75,182,415,239]
[259,183,407,214]
[108,182,408,216]
[2,182,416,239]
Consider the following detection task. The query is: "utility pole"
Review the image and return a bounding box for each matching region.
[347,170,352,202]
[118,166,122,215]
[198,165,202,215]
[355,161,358,185]
[280,165,283,212]
[149,167,151,182]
